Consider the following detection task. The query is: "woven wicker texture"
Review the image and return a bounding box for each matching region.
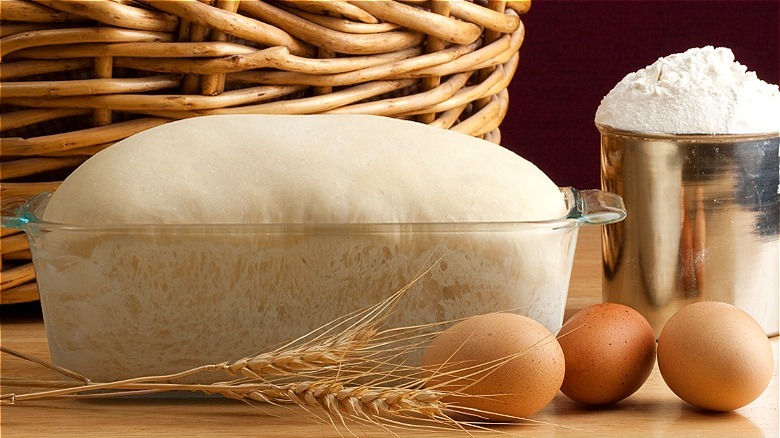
[0,0,531,303]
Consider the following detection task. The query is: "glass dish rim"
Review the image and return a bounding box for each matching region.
[2,187,626,234]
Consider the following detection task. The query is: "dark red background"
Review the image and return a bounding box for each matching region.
[502,0,780,189]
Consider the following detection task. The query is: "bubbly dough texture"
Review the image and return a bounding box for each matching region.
[44,114,566,224]
[595,46,780,134]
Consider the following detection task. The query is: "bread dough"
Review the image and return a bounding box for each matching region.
[34,114,574,382]
[43,114,566,224]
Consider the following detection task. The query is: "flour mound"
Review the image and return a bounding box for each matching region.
[595,46,780,134]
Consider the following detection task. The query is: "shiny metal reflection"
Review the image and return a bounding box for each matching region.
[599,126,779,337]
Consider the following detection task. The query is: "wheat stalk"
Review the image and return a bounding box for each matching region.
[240,382,450,425]
[223,326,378,379]
[0,328,552,435]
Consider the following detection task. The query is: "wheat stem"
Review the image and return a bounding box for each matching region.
[0,346,91,384]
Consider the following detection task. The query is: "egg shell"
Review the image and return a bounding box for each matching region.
[557,303,656,405]
[657,301,774,412]
[420,312,565,420]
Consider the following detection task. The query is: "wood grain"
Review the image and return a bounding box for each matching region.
[1,227,777,437]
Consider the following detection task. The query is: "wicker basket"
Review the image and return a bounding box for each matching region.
[0,0,531,304]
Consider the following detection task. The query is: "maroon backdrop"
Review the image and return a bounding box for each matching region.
[502,0,780,189]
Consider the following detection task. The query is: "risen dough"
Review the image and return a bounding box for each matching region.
[34,114,574,382]
[43,114,565,224]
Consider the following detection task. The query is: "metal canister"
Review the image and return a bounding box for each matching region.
[599,126,779,336]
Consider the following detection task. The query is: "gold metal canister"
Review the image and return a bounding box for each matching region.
[599,126,779,337]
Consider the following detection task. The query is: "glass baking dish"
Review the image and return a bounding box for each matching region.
[2,187,624,382]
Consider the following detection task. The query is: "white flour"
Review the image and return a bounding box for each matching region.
[595,46,780,134]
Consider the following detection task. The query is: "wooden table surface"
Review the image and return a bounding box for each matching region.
[1,227,777,437]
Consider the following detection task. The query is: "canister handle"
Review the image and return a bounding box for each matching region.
[565,187,626,225]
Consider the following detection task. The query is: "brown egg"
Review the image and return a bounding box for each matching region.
[420,312,565,420]
[557,303,656,405]
[657,301,774,412]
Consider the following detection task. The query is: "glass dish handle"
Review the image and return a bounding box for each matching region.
[1,192,52,230]
[566,187,626,225]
